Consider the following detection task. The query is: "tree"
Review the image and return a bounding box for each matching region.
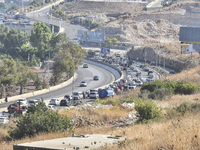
[19,44,38,61]
[50,33,68,54]
[30,22,52,61]
[16,62,32,94]
[134,99,162,123]
[0,59,17,86]
[9,102,73,139]
[51,42,86,85]
[61,42,87,69]
[4,29,28,57]
[51,50,72,85]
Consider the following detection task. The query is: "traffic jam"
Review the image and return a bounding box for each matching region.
[0,49,158,123]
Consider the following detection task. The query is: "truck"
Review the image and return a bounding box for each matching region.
[98,89,114,98]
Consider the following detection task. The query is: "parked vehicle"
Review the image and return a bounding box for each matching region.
[60,99,71,106]
[80,81,87,87]
[98,89,114,98]
[83,64,88,68]
[93,76,99,81]
[49,98,60,105]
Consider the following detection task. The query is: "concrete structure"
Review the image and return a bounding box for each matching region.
[13,134,125,150]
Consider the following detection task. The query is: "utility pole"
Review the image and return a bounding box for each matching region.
[72,58,74,95]
[19,0,20,14]
[48,52,50,88]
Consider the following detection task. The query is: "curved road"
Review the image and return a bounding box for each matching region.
[26,2,87,41]
[0,63,113,109]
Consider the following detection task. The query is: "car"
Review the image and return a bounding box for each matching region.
[148,70,153,75]
[60,99,71,106]
[83,64,88,68]
[148,73,154,79]
[49,98,60,105]
[28,99,38,108]
[17,98,27,105]
[64,95,72,100]
[93,76,99,81]
[135,80,143,86]
[0,117,9,124]
[89,90,99,99]
[169,70,176,74]
[128,81,136,89]
[136,72,142,77]
[80,81,87,87]
[48,105,55,109]
[146,78,154,82]
[72,92,83,100]
[34,98,43,103]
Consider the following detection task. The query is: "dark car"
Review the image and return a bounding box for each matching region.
[83,64,88,68]
[148,70,153,75]
[93,76,99,80]
[60,99,70,106]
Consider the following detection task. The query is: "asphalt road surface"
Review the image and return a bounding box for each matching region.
[26,3,87,41]
[0,63,113,110]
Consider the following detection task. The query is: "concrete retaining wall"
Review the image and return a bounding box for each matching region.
[0,73,78,104]
[127,47,192,72]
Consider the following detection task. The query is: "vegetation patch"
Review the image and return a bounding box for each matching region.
[141,80,200,100]
[8,103,73,140]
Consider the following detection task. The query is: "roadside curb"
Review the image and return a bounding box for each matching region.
[0,73,78,104]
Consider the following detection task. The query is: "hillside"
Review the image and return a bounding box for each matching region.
[1,1,200,150]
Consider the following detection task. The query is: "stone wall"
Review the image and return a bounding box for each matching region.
[127,47,191,72]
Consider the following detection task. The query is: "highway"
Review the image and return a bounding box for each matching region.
[0,63,115,110]
[25,1,87,41]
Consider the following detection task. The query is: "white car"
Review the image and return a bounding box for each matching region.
[72,92,83,100]
[17,98,27,105]
[90,92,99,99]
[80,81,87,87]
[49,98,60,105]
[28,99,38,108]
[0,117,9,124]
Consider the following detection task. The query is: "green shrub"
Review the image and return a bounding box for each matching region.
[148,88,173,100]
[141,80,200,98]
[9,103,73,139]
[134,99,162,123]
[174,81,199,95]
[176,102,200,115]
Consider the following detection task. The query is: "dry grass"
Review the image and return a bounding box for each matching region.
[166,66,200,84]
[59,105,131,123]
[1,102,200,150]
[97,113,200,150]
